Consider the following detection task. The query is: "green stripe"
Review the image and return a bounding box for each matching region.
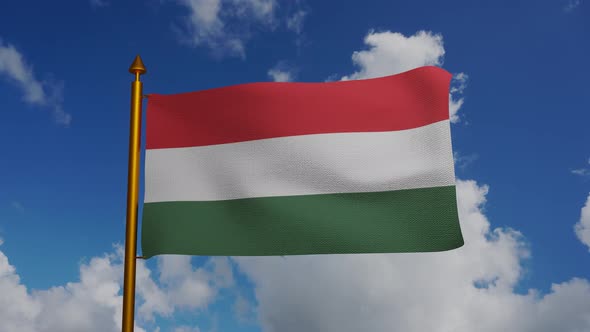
[141,185,463,258]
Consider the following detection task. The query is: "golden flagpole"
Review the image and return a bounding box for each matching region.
[122,55,146,332]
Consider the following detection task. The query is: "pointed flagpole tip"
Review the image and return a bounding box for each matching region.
[129,55,147,75]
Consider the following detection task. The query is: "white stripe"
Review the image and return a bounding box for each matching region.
[145,120,455,202]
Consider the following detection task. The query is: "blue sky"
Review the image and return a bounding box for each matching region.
[1,0,589,331]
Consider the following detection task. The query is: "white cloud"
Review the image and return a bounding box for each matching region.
[0,249,41,332]
[267,61,296,82]
[449,72,469,123]
[156,255,214,310]
[448,97,464,122]
[150,256,233,314]
[0,244,233,332]
[173,0,310,55]
[0,39,71,125]
[135,257,172,321]
[451,72,468,94]
[574,193,590,251]
[340,30,445,81]
[268,69,292,82]
[232,0,275,21]
[235,179,590,332]
[0,42,44,104]
[174,0,276,57]
[564,0,582,12]
[571,158,590,177]
[0,246,139,332]
[176,0,238,56]
[339,30,467,123]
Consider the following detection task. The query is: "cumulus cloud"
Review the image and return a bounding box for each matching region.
[571,158,590,177]
[234,180,590,332]
[0,243,233,332]
[139,255,234,325]
[267,61,297,82]
[155,255,234,313]
[267,69,292,82]
[340,30,445,81]
[574,194,590,251]
[0,39,71,125]
[339,30,467,123]
[174,0,276,57]
[0,245,137,332]
[0,249,42,332]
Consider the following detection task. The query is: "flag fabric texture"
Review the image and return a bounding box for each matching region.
[141,66,464,258]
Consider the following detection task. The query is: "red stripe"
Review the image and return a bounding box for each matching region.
[146,66,452,149]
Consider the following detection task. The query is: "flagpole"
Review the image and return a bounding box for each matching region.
[122,55,146,332]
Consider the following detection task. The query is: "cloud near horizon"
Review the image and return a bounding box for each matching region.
[0,244,233,332]
[3,179,589,332]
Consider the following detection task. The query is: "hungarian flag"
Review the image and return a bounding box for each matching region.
[141,66,464,258]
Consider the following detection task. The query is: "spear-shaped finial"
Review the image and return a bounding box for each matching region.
[128,55,146,75]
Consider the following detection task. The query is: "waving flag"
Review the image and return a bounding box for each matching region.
[141,66,463,258]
